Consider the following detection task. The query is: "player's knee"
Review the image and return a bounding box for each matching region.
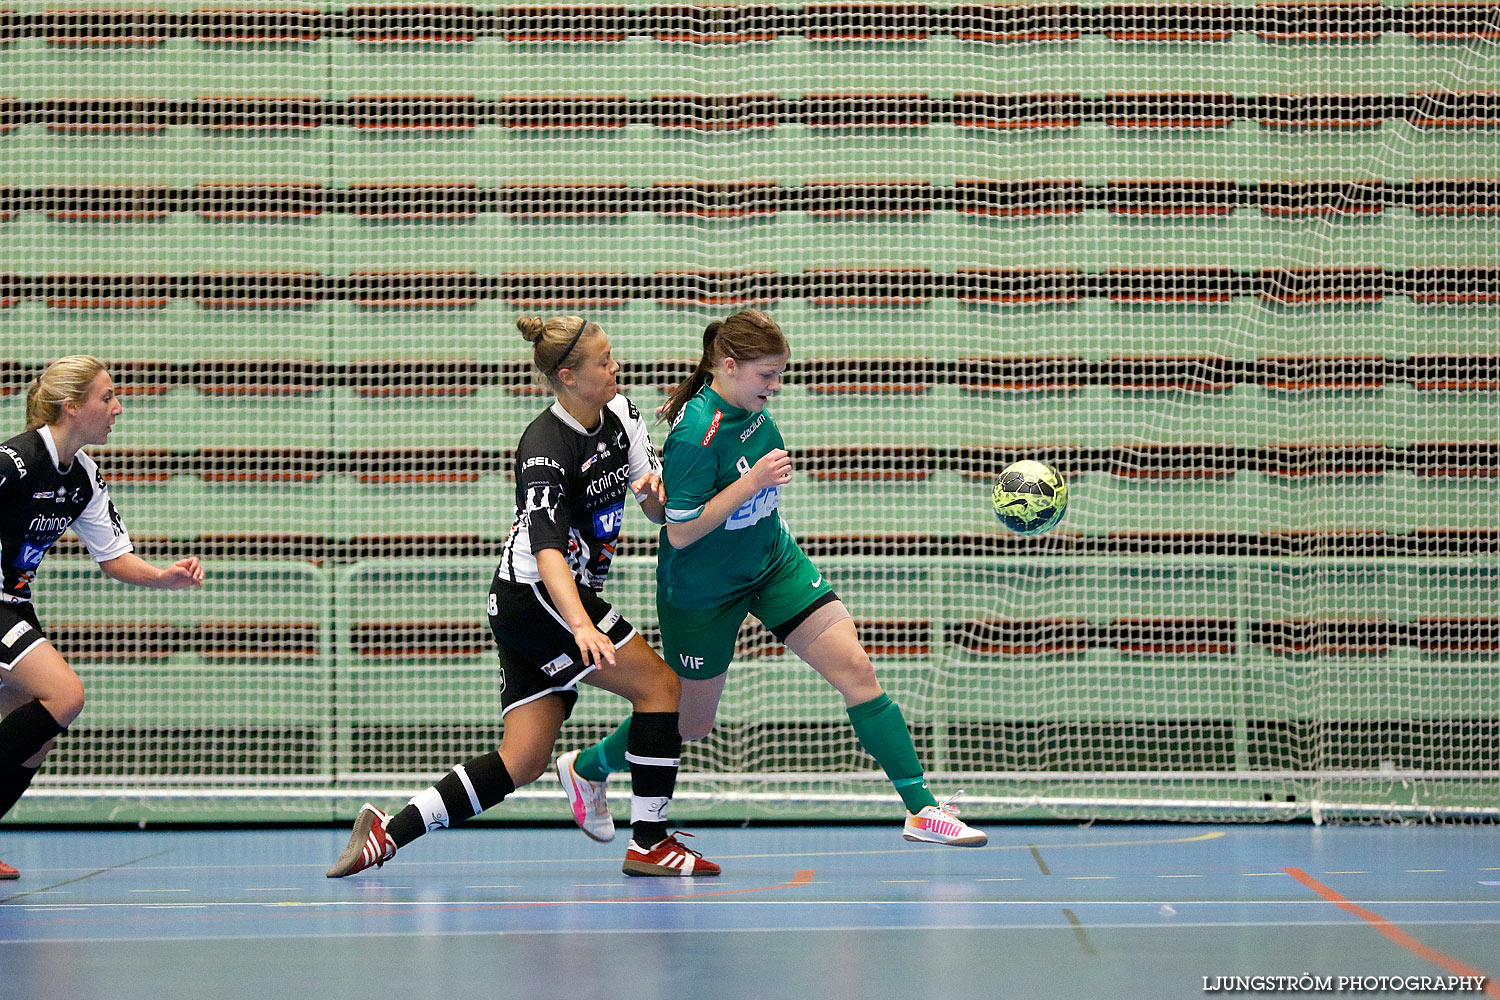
[46,679,86,726]
[657,669,682,704]
[505,750,550,787]
[833,655,879,698]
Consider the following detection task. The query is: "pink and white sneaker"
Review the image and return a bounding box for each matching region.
[326,803,397,878]
[903,792,987,847]
[556,748,615,843]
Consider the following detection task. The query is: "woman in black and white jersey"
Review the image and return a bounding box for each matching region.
[0,356,204,879]
[327,317,719,879]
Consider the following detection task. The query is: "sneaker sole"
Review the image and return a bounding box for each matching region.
[0,871,17,880]
[326,808,381,878]
[557,752,615,844]
[622,860,721,877]
[903,830,988,847]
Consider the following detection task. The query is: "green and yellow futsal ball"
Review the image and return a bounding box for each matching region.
[991,460,1068,535]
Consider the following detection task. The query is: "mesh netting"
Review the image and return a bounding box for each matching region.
[2,3,1497,823]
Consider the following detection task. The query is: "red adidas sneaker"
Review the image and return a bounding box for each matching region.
[622,831,721,877]
[326,803,397,878]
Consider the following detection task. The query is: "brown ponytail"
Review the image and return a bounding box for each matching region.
[660,308,788,425]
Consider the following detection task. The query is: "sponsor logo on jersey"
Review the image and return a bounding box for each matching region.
[32,491,54,500]
[584,465,630,498]
[0,445,26,479]
[580,443,606,474]
[2,619,33,647]
[522,455,566,474]
[18,543,48,570]
[27,515,72,535]
[739,412,766,443]
[725,485,780,531]
[701,409,723,446]
[679,653,706,671]
[592,501,625,537]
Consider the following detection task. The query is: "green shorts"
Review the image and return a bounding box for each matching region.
[657,543,835,679]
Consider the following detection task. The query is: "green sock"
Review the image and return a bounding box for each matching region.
[573,718,632,781]
[847,693,938,813]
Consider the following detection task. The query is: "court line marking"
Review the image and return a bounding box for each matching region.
[10,898,1500,910]
[0,869,821,934]
[1061,908,1098,957]
[1285,867,1500,998]
[1027,845,1051,875]
[0,849,178,907]
[15,829,1228,874]
[7,918,1500,947]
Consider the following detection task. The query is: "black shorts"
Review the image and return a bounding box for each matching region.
[488,577,637,719]
[0,602,47,673]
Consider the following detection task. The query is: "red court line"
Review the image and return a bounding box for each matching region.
[1284,867,1499,996]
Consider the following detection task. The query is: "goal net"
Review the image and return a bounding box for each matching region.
[3,2,1497,824]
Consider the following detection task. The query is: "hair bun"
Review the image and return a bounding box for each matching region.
[516,316,547,342]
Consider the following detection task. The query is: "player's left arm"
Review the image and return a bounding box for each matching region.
[74,456,203,590]
[99,552,204,590]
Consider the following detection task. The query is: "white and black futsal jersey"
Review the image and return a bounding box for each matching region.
[0,426,133,603]
[498,393,660,590]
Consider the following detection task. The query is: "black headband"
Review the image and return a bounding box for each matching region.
[547,317,590,376]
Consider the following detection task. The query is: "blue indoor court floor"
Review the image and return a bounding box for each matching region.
[1,823,1497,1000]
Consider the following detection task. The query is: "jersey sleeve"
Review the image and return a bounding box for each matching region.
[0,445,19,497]
[662,426,720,524]
[514,434,572,556]
[612,394,661,494]
[71,455,134,563]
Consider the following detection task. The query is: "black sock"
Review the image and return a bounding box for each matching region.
[0,700,65,770]
[625,711,681,848]
[0,764,39,821]
[386,751,515,848]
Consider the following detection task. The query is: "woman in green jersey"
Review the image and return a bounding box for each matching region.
[556,308,985,847]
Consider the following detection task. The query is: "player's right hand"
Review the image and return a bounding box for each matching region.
[572,623,617,668]
[753,448,792,489]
